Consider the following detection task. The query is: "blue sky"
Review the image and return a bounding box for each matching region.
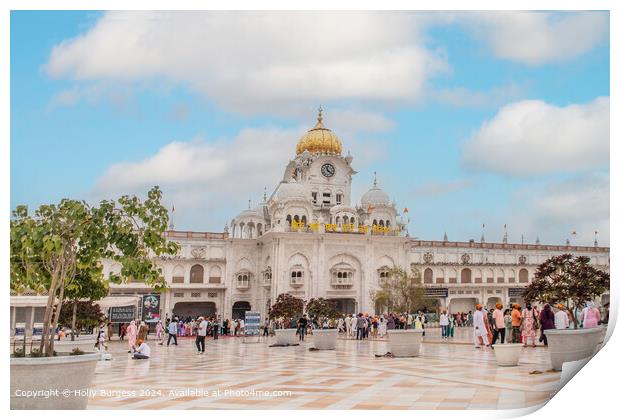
[10,11,610,245]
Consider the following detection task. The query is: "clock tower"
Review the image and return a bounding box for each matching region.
[283,108,356,218]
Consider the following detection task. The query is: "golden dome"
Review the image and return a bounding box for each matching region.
[296,108,342,155]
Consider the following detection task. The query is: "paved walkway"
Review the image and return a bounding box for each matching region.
[87,330,560,410]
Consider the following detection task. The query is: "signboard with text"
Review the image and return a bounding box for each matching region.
[508,288,525,298]
[109,305,136,323]
[424,287,449,298]
[244,311,261,337]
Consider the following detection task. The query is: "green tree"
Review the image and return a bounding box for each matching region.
[522,254,609,329]
[268,293,304,321]
[10,186,179,356]
[63,269,109,340]
[305,298,340,327]
[58,300,105,334]
[370,266,430,314]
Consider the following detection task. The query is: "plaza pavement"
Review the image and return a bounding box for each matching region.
[87,327,560,410]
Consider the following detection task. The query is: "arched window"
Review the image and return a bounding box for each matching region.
[236,273,250,289]
[424,268,433,284]
[190,265,204,284]
[461,268,472,284]
[519,268,529,284]
[290,270,304,286]
[350,217,355,225]
[386,220,391,228]
[209,266,222,284]
[379,220,385,227]
[172,265,185,283]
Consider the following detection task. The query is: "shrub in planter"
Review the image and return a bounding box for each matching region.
[522,254,610,370]
[268,293,304,326]
[306,298,340,328]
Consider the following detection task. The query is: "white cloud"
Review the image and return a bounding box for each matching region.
[509,174,609,246]
[462,97,609,176]
[464,11,608,65]
[46,11,447,116]
[93,123,387,230]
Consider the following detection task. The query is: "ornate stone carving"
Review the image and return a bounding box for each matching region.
[461,253,471,264]
[423,252,434,264]
[518,255,527,265]
[191,247,206,259]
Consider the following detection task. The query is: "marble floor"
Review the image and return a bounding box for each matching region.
[87,328,560,410]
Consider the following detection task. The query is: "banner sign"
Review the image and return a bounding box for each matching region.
[109,305,136,323]
[508,288,525,298]
[424,287,449,298]
[141,294,161,323]
[244,311,261,337]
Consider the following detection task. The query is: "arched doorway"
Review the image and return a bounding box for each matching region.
[232,301,251,320]
[486,296,502,310]
[329,298,357,315]
[173,302,216,319]
[448,298,477,314]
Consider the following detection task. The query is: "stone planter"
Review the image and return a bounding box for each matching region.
[546,327,605,371]
[387,330,424,357]
[312,329,338,350]
[53,336,98,353]
[274,328,298,346]
[493,343,523,366]
[11,352,100,409]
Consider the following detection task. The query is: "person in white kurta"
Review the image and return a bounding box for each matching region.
[379,316,387,337]
[473,306,489,347]
[345,316,351,336]
[554,304,570,329]
[351,315,358,337]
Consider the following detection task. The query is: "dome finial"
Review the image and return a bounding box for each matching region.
[317,105,323,124]
[373,171,378,187]
[263,187,267,202]
[248,199,252,209]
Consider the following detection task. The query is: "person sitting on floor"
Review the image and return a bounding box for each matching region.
[132,339,151,359]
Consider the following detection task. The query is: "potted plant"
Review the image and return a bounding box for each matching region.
[268,293,304,346]
[306,298,340,349]
[522,254,609,371]
[10,186,179,409]
[370,267,430,357]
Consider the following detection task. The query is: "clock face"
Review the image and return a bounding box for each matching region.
[321,163,336,178]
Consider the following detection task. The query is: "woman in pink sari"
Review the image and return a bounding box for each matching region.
[127,320,137,353]
[581,301,601,328]
[521,304,538,347]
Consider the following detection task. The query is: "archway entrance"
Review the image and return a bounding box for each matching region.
[328,298,357,315]
[172,302,216,319]
[448,298,477,314]
[232,301,251,320]
[486,296,502,310]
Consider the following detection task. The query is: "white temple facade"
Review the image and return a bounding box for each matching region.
[104,110,610,319]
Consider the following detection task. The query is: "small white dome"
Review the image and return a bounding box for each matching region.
[233,206,264,222]
[275,180,309,202]
[361,185,390,207]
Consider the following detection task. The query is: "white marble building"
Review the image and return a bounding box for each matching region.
[104,110,610,319]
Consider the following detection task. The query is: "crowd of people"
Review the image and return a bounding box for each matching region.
[55,299,606,359]
[471,300,602,348]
